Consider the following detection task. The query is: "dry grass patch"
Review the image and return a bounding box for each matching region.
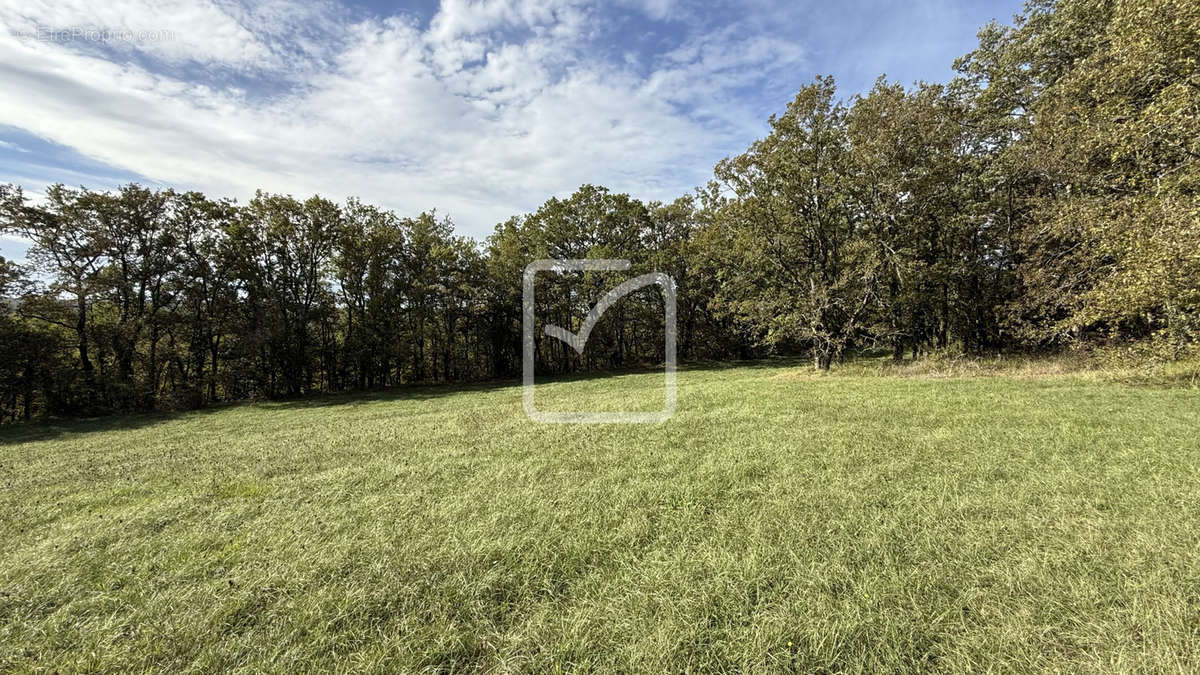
[776,351,1200,386]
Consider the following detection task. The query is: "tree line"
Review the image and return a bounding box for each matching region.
[1,0,1196,420]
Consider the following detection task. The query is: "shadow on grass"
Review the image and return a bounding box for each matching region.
[257,356,810,412]
[0,379,523,445]
[0,357,808,445]
[0,404,232,446]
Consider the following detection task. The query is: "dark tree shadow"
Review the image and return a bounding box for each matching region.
[0,356,812,445]
[0,404,231,445]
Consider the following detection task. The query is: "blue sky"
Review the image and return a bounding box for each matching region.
[0,0,1023,259]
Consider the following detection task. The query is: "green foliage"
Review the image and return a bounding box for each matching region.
[0,182,740,417]
[705,0,1198,366]
[1045,0,1200,353]
[709,78,873,369]
[960,0,1200,353]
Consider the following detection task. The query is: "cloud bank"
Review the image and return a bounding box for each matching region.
[0,0,1018,237]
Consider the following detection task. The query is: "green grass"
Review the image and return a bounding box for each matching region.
[2,361,1199,672]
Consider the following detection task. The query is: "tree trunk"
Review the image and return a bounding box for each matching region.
[76,292,94,383]
[208,338,220,403]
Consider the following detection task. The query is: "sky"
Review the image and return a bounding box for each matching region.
[0,0,1024,259]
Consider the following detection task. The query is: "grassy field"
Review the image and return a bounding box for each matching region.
[2,361,1199,672]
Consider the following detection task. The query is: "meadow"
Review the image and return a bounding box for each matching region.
[2,360,1199,672]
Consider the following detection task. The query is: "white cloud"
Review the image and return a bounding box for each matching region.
[0,0,806,236]
[0,0,275,67]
